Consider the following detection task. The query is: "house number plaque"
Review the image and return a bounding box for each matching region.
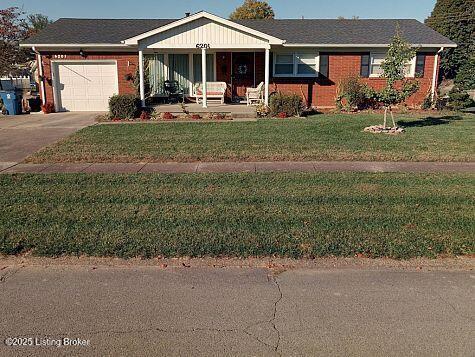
[196,43,211,49]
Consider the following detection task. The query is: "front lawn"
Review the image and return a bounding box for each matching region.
[26,113,474,163]
[1,172,473,259]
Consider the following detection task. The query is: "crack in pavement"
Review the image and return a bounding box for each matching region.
[242,274,284,355]
[271,275,283,355]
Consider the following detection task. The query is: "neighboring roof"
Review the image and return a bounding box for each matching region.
[22,16,456,47]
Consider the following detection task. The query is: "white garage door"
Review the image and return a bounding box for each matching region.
[53,61,118,112]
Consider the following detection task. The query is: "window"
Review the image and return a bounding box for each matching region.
[319,54,329,78]
[274,54,294,76]
[369,52,417,78]
[415,53,426,77]
[370,53,385,77]
[273,53,319,77]
[296,53,317,75]
[360,54,370,78]
[193,54,215,82]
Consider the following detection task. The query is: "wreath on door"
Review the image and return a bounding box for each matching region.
[237,64,248,75]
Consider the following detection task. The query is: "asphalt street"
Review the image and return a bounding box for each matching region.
[1,265,473,356]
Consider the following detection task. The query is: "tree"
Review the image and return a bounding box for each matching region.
[229,0,275,20]
[27,13,52,35]
[0,7,30,77]
[371,30,420,128]
[425,0,475,80]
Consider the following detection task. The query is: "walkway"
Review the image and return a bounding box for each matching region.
[1,161,474,174]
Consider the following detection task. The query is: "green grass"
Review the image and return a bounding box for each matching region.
[26,113,475,163]
[1,173,473,259]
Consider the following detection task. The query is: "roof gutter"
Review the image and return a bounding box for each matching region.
[282,43,457,48]
[431,46,445,104]
[32,47,46,106]
[20,43,132,48]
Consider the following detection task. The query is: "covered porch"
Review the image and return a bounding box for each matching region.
[139,50,269,108]
[124,12,284,108]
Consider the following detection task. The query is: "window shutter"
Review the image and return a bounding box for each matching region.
[415,53,426,77]
[360,54,370,78]
[319,54,329,78]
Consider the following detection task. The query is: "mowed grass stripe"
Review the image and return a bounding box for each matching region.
[25,114,475,163]
[0,173,473,259]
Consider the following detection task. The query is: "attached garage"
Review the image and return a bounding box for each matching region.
[52,61,118,112]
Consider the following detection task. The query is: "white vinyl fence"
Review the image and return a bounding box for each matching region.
[0,76,31,91]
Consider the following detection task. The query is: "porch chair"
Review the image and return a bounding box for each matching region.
[246,82,264,106]
[164,80,185,104]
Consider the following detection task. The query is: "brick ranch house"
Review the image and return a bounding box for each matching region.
[21,11,456,112]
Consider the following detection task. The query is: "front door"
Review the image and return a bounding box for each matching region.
[232,52,255,99]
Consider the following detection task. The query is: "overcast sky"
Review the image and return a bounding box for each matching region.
[1,0,436,22]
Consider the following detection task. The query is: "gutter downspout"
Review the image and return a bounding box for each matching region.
[32,47,46,105]
[431,47,444,104]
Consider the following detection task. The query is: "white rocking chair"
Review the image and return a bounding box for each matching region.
[246,82,264,106]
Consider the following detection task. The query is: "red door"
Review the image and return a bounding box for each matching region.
[232,52,255,99]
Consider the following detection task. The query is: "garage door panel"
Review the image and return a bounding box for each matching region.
[55,62,118,112]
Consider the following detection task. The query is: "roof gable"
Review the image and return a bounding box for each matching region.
[123,11,284,45]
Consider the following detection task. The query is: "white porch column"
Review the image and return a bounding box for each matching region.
[201,48,207,108]
[139,50,145,107]
[264,47,270,106]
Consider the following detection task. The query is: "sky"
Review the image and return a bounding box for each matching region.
[1,0,436,22]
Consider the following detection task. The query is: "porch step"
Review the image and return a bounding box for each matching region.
[149,103,257,119]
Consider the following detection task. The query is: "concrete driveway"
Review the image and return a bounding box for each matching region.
[0,112,99,164]
[0,265,473,356]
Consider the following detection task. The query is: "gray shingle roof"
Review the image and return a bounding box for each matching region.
[236,19,456,45]
[23,17,456,46]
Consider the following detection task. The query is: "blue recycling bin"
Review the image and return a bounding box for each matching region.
[0,91,22,115]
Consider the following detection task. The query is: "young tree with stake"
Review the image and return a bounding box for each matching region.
[371,30,420,128]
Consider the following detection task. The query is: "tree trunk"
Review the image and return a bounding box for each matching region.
[390,107,396,128]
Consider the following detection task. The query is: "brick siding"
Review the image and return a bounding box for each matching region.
[39,51,435,109]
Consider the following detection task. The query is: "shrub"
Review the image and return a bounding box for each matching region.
[336,75,373,111]
[278,112,288,118]
[269,92,304,117]
[0,98,6,115]
[446,87,475,111]
[191,114,201,120]
[109,94,141,119]
[140,110,151,120]
[161,112,175,120]
[421,95,433,110]
[41,102,55,114]
[455,58,475,90]
[256,103,270,118]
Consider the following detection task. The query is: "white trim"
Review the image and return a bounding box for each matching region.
[283,43,457,48]
[202,48,207,108]
[144,43,270,50]
[32,47,46,106]
[124,11,284,45]
[431,47,444,102]
[20,43,130,48]
[50,59,119,112]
